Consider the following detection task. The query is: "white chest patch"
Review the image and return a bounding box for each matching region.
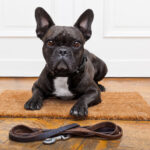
[53,77,74,99]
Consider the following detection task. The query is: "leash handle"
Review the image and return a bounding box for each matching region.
[9,123,79,142]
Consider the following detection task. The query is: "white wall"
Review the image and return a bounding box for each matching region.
[0,0,150,77]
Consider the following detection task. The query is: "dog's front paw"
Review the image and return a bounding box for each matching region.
[24,98,43,110]
[70,102,88,118]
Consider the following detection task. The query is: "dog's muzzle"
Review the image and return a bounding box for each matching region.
[56,59,68,71]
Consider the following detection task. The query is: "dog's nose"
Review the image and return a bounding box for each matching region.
[58,49,67,56]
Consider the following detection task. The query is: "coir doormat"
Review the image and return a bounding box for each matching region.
[0,90,150,120]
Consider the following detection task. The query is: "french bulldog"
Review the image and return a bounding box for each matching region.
[24,7,108,118]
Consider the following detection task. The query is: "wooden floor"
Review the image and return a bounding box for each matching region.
[0,77,150,150]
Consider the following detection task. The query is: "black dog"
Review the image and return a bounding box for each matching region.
[24,7,108,118]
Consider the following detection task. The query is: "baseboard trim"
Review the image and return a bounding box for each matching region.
[0,59,45,77]
[106,59,150,77]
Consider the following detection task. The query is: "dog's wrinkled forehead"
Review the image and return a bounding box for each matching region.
[43,26,85,43]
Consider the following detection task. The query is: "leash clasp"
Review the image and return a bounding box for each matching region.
[43,134,71,144]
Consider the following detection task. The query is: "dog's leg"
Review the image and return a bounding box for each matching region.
[70,87,101,118]
[86,51,107,92]
[24,85,45,110]
[93,59,107,92]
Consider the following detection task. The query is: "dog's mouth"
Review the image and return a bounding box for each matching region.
[53,59,70,76]
[56,60,68,70]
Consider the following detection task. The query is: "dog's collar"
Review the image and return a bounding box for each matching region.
[74,55,87,74]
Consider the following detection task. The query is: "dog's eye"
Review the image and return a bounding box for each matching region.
[72,41,81,48]
[47,40,55,47]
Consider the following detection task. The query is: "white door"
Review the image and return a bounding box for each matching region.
[0,0,150,77]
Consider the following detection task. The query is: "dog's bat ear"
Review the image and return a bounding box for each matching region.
[74,9,94,41]
[35,7,55,39]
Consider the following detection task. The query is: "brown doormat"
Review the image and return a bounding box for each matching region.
[0,90,150,120]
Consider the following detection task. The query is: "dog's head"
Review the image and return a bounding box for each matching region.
[35,7,94,76]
